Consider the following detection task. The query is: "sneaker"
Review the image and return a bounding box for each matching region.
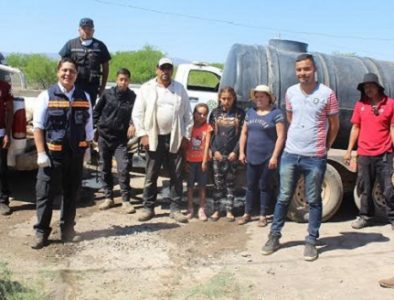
[379,276,394,288]
[99,199,115,210]
[351,216,369,229]
[138,208,155,222]
[122,202,136,214]
[170,211,188,223]
[304,243,318,261]
[0,203,11,215]
[31,234,49,250]
[262,234,280,255]
[198,208,208,222]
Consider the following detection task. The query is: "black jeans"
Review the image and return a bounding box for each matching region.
[34,152,83,236]
[98,137,130,202]
[0,138,10,204]
[358,153,394,222]
[143,135,183,212]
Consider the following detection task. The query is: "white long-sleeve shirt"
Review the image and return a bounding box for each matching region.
[132,78,193,153]
[33,82,94,141]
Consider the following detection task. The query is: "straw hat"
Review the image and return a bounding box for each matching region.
[250,84,276,103]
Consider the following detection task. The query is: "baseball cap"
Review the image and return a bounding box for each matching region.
[79,18,94,28]
[158,57,173,68]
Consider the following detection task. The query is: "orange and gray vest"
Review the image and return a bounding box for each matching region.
[45,84,90,159]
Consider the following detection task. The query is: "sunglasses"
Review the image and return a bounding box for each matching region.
[159,65,173,71]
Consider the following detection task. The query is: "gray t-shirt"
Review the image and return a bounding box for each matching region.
[284,83,339,157]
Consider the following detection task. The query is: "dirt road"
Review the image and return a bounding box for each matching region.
[0,170,393,299]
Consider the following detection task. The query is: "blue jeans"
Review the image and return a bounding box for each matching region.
[270,152,327,245]
[245,161,276,216]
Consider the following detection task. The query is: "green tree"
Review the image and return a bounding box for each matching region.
[6,53,57,89]
[211,63,224,70]
[109,45,165,83]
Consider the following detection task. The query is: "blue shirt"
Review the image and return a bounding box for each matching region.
[246,107,284,165]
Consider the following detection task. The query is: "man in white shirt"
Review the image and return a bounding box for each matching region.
[32,57,93,249]
[132,57,193,223]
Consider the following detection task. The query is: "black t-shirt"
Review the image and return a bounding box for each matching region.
[209,106,245,155]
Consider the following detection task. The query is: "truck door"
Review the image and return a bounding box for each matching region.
[186,69,221,112]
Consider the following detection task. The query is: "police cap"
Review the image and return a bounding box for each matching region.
[79,18,94,28]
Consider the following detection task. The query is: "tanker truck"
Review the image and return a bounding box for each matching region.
[220,39,394,222]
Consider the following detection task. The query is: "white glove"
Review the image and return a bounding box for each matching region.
[37,152,51,168]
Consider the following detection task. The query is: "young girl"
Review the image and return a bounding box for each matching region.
[209,87,245,221]
[238,85,285,226]
[185,103,212,221]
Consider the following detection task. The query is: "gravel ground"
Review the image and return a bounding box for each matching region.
[0,170,393,299]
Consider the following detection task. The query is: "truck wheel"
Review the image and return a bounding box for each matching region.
[287,164,343,222]
[353,181,387,218]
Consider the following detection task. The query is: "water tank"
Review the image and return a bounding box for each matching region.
[220,39,394,149]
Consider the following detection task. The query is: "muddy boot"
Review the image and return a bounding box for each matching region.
[169,210,188,223]
[122,201,136,214]
[99,198,115,210]
[138,208,155,222]
[31,231,51,250]
[0,203,11,215]
[379,276,394,288]
[61,230,82,243]
[351,216,370,229]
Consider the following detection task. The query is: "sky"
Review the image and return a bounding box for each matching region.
[2,0,394,63]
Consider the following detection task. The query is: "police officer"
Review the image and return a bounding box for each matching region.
[59,17,111,106]
[93,68,136,213]
[31,57,94,249]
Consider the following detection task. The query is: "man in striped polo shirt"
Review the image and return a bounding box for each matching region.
[262,53,340,261]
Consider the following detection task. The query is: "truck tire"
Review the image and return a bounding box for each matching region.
[353,181,387,218]
[287,164,343,222]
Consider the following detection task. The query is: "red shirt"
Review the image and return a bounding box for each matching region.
[351,96,394,156]
[186,122,213,162]
[0,80,12,132]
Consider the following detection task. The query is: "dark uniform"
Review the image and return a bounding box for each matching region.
[34,84,91,240]
[59,37,111,106]
[0,80,11,211]
[93,86,136,202]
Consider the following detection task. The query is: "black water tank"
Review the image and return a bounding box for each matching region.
[220,39,394,149]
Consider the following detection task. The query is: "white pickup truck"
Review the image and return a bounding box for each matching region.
[1,61,223,171]
[0,63,39,170]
